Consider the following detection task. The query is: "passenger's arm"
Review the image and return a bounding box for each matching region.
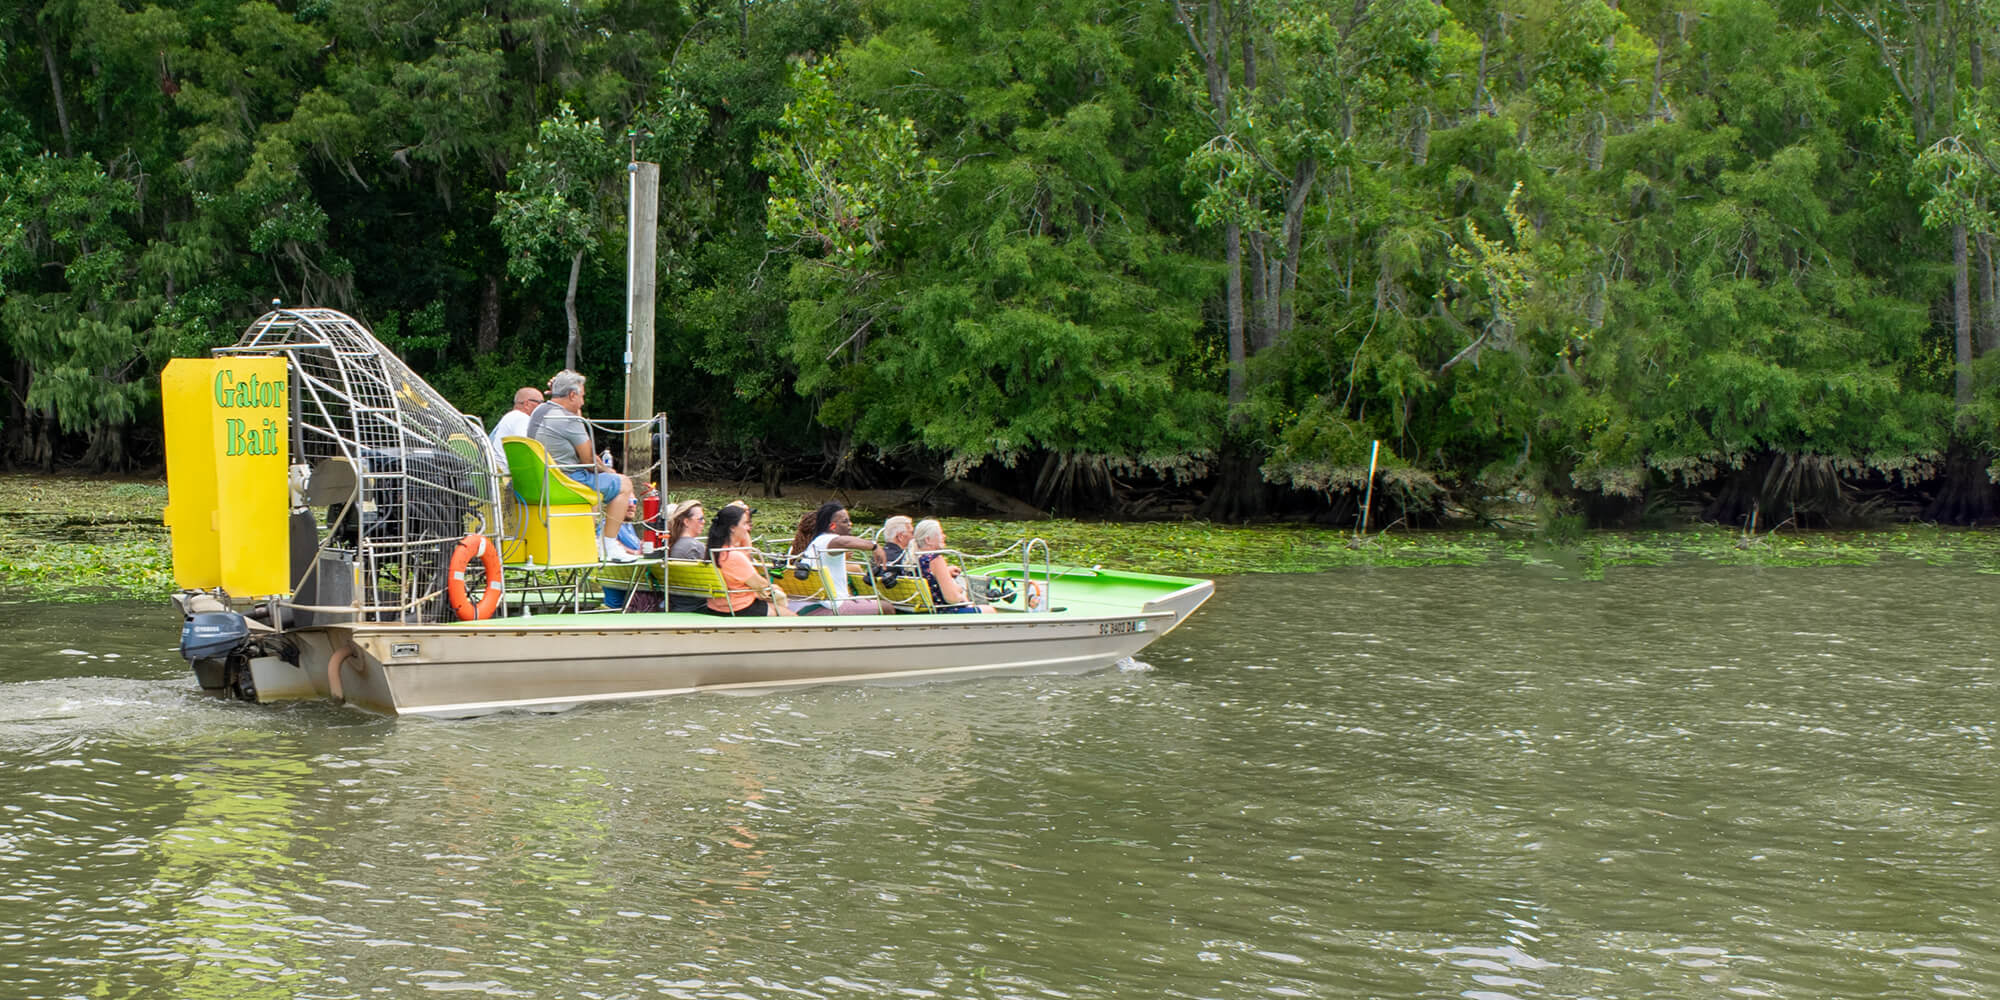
[930,557,971,605]
[828,533,887,564]
[576,435,611,474]
[723,550,784,604]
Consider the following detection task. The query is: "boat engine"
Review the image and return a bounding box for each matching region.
[180,607,253,696]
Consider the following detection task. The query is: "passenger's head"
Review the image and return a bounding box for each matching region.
[883,515,914,548]
[811,501,850,537]
[789,510,817,555]
[511,386,544,412]
[706,503,752,561]
[548,370,587,411]
[667,500,705,541]
[913,518,945,552]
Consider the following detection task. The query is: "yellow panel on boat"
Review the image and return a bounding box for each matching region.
[160,358,221,589]
[162,356,292,597]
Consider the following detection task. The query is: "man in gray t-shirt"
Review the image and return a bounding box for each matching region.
[528,370,636,563]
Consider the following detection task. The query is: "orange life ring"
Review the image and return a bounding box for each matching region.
[448,534,504,621]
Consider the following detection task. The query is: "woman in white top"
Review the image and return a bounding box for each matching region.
[796,501,892,615]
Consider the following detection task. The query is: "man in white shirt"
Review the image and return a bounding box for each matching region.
[489,386,543,455]
[800,502,890,613]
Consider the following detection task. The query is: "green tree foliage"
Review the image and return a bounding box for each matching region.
[496,102,621,370]
[760,0,1223,501]
[0,144,159,469]
[2,0,1995,522]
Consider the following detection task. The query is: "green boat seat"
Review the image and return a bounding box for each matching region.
[499,435,600,566]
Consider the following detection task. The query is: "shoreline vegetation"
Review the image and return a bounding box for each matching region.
[7,476,2000,606]
[13,0,2000,526]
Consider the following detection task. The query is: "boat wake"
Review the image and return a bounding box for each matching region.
[0,676,222,750]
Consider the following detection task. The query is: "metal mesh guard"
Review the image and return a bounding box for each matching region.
[219,308,501,623]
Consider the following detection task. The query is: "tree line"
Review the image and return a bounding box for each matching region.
[5,0,2000,524]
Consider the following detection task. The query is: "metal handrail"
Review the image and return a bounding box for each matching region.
[1022,536,1053,611]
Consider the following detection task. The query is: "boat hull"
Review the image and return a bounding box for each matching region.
[250,578,1212,717]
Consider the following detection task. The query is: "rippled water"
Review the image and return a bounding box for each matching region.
[2,564,1996,998]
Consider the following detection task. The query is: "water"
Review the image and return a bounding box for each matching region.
[2,564,1996,998]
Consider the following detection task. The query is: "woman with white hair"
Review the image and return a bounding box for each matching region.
[912,519,995,614]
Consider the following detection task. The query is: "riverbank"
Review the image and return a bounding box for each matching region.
[6,475,2000,603]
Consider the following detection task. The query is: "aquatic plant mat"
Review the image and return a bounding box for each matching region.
[7,475,2000,603]
[0,477,175,601]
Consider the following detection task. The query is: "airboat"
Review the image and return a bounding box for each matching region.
[162,308,1212,717]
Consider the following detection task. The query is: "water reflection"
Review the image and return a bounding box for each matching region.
[2,565,1998,997]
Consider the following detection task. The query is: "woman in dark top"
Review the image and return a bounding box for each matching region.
[665,501,708,613]
[912,518,994,614]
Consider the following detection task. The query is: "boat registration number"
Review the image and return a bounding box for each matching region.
[1099,619,1147,636]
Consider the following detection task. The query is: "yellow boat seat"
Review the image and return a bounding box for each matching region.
[849,568,934,612]
[664,558,771,613]
[500,436,600,566]
[771,556,833,602]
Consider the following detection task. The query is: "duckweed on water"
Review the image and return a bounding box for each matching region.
[0,477,175,601]
[6,475,2000,603]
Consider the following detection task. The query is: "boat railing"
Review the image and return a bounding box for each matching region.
[898,536,1055,612]
[1021,536,1053,610]
[578,413,667,493]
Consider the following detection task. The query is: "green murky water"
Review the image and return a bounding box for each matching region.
[1,564,1994,998]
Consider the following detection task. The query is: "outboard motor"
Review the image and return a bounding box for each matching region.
[180,610,251,692]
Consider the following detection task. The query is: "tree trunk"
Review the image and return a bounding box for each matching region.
[1247,232,1272,353]
[1225,222,1245,409]
[1277,158,1315,339]
[1197,0,1228,115]
[478,274,501,355]
[1475,23,1492,118]
[1650,25,1669,121]
[945,477,1045,519]
[1240,11,1256,91]
[33,412,55,472]
[1197,448,1267,520]
[564,248,583,371]
[5,359,26,467]
[1924,443,1998,524]
[83,421,127,472]
[39,27,73,155]
[1979,233,1999,355]
[1954,222,1972,412]
[1174,0,1243,408]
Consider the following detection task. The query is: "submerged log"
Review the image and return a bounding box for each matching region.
[944,479,1045,519]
